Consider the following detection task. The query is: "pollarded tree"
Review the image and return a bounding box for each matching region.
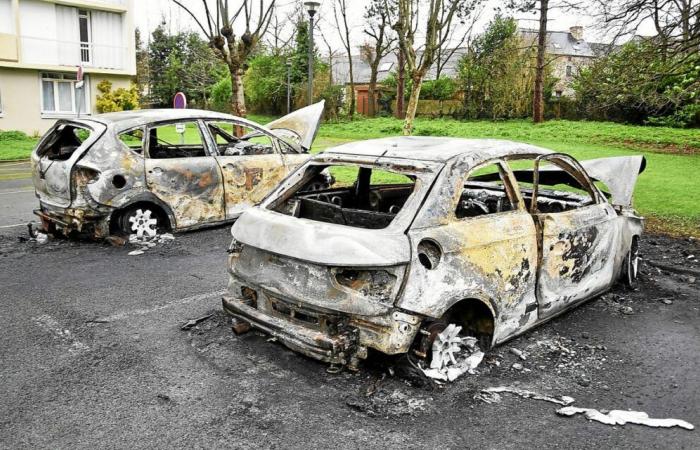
[363,0,396,117]
[172,0,275,117]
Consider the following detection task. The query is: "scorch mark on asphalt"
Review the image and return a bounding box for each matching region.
[32,314,90,355]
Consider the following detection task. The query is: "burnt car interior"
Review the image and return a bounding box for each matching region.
[474,158,597,214]
[457,163,516,218]
[147,121,208,159]
[36,123,91,161]
[206,121,276,157]
[271,165,416,229]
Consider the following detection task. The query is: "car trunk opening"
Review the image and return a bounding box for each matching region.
[268,163,419,230]
[31,121,104,207]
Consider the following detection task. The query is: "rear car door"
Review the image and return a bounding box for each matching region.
[529,154,619,319]
[144,120,225,228]
[399,159,539,343]
[204,120,288,219]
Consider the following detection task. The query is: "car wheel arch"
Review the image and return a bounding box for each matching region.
[427,295,498,349]
[109,193,175,234]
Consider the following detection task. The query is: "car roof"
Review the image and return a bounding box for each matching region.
[76,109,260,131]
[323,136,552,162]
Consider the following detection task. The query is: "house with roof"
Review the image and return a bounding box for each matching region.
[0,0,136,134]
[519,26,608,97]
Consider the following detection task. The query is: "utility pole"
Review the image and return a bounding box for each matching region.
[304,2,320,106]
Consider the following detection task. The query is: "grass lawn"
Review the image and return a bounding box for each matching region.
[2,116,698,236]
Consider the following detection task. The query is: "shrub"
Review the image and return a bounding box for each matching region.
[95,80,139,113]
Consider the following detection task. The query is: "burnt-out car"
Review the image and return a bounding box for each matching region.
[222,137,645,370]
[30,102,324,238]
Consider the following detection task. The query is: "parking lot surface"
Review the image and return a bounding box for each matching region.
[1,167,698,448]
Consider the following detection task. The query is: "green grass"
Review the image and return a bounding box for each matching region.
[2,116,698,236]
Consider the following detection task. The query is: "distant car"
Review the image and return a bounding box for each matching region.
[31,102,324,238]
[222,137,645,370]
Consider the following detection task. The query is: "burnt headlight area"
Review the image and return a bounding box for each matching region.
[332,268,397,303]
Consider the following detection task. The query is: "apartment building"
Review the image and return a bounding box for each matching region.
[0,0,135,134]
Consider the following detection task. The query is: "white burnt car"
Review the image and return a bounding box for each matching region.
[223,137,645,370]
[30,102,324,238]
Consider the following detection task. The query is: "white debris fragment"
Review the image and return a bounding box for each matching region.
[557,406,694,430]
[510,348,527,360]
[420,324,484,382]
[128,250,144,256]
[35,232,49,244]
[481,386,575,406]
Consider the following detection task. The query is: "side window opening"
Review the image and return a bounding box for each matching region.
[508,157,596,213]
[270,164,417,229]
[206,121,275,156]
[118,128,144,154]
[456,162,515,219]
[36,123,92,161]
[147,121,207,159]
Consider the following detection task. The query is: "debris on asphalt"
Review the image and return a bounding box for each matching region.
[127,232,175,255]
[419,324,484,382]
[557,406,695,430]
[510,348,527,360]
[480,386,575,406]
[35,233,49,244]
[345,389,431,417]
[180,313,215,330]
[106,235,127,247]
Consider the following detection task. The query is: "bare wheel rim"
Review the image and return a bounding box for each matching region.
[626,238,640,285]
[125,208,158,237]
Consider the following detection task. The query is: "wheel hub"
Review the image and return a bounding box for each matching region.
[128,209,157,238]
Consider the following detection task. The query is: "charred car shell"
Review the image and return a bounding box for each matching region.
[223,137,645,369]
[30,102,324,238]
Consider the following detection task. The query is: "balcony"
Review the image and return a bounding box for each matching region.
[19,35,128,71]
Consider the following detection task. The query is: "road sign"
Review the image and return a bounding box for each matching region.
[173,92,187,109]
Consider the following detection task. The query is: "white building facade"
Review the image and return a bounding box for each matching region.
[0,0,136,134]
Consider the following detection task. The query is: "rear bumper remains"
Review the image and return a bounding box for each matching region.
[222,295,359,365]
[34,204,109,237]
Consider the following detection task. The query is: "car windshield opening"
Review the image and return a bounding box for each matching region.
[270,163,418,229]
[36,123,92,161]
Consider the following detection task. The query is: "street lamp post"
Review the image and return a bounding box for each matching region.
[304,1,320,106]
[286,59,292,114]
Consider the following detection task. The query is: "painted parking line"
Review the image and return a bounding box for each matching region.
[0,222,34,229]
[93,289,227,323]
[0,189,33,195]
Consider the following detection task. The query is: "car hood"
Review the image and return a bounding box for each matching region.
[265,101,325,151]
[232,207,411,267]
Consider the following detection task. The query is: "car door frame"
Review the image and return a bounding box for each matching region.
[201,119,291,220]
[142,118,227,229]
[530,153,619,319]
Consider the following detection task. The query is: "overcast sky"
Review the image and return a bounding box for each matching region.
[134,1,655,51]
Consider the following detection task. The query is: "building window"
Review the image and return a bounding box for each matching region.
[78,9,92,64]
[566,65,573,76]
[41,73,89,115]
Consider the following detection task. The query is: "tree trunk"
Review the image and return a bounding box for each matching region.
[533,0,548,124]
[229,64,247,118]
[403,73,423,135]
[396,49,405,119]
[347,54,356,119]
[368,62,379,117]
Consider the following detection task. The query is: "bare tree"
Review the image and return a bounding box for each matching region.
[265,12,295,56]
[363,0,396,117]
[333,0,356,119]
[434,6,481,78]
[393,0,480,135]
[172,0,275,117]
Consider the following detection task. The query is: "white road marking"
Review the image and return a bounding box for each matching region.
[32,314,90,355]
[96,289,227,323]
[0,189,33,195]
[0,223,34,229]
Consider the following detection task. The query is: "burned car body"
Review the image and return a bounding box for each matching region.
[223,137,645,369]
[30,102,324,238]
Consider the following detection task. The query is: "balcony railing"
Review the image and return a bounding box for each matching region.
[19,35,128,70]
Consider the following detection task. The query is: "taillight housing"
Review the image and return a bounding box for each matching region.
[332,268,397,303]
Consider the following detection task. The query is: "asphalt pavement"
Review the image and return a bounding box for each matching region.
[1,162,698,448]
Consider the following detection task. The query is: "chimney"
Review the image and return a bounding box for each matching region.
[569,26,584,41]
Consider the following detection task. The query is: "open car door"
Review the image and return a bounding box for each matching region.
[264,100,325,152]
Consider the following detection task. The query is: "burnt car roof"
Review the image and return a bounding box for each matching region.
[74,109,258,132]
[323,137,552,162]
